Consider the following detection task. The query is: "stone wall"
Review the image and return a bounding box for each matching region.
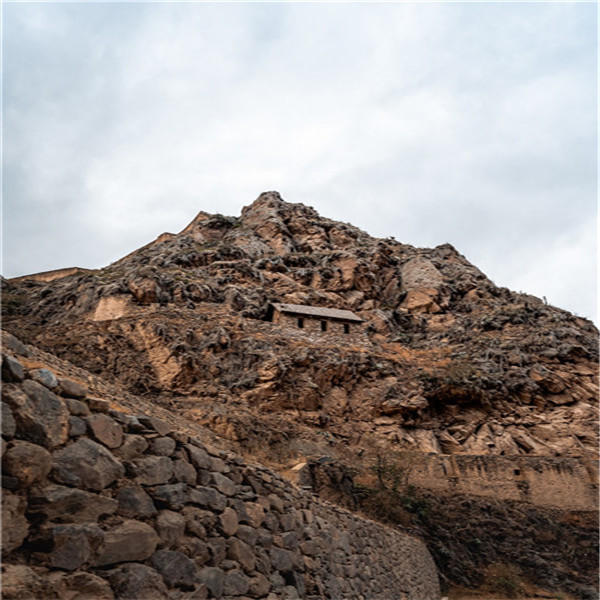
[1,352,440,600]
[394,451,598,512]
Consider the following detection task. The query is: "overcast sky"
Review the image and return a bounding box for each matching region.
[2,2,597,322]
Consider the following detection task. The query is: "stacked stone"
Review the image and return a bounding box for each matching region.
[1,351,440,600]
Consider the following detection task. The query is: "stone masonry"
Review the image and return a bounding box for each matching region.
[1,351,440,600]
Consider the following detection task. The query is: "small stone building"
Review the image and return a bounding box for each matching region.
[268,303,363,339]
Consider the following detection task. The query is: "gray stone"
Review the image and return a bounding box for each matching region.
[150,436,176,456]
[223,570,249,596]
[270,548,294,573]
[69,416,87,437]
[209,456,229,473]
[280,531,299,550]
[116,485,157,518]
[2,355,24,383]
[219,507,239,536]
[198,567,224,598]
[149,482,188,510]
[211,472,237,496]
[186,444,211,470]
[2,402,16,438]
[179,536,211,565]
[151,549,198,589]
[58,377,87,399]
[173,458,197,484]
[94,520,159,566]
[66,398,90,416]
[1,333,30,357]
[248,573,271,598]
[52,438,124,491]
[5,380,69,448]
[188,486,227,511]
[156,509,186,548]
[88,397,111,413]
[86,414,123,449]
[2,440,52,487]
[131,455,173,485]
[236,525,259,547]
[49,523,103,570]
[138,415,171,435]
[1,492,29,554]
[29,484,118,523]
[107,563,168,599]
[29,368,58,389]
[116,434,148,460]
[207,537,227,565]
[227,538,255,572]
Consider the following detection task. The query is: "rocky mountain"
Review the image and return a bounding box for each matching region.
[2,191,598,599]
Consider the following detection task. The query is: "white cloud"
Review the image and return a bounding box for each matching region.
[3,2,596,321]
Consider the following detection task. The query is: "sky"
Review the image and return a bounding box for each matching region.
[2,1,597,322]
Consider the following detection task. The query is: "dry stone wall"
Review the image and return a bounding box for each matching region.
[1,352,440,600]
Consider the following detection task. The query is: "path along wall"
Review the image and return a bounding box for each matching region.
[1,352,440,600]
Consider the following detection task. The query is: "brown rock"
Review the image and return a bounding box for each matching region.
[1,565,46,599]
[65,398,90,416]
[186,444,211,470]
[116,485,157,518]
[88,398,111,413]
[52,438,125,491]
[49,523,103,570]
[4,380,69,448]
[131,455,173,485]
[149,436,176,456]
[248,572,271,598]
[173,458,197,484]
[223,569,250,596]
[211,472,237,496]
[86,414,123,449]
[56,572,114,600]
[242,502,265,528]
[227,538,256,572]
[3,440,52,486]
[2,492,29,554]
[94,520,159,566]
[219,507,239,536]
[2,401,16,438]
[2,355,24,383]
[156,509,186,548]
[107,563,168,599]
[138,415,171,435]
[29,484,118,523]
[115,434,148,460]
[58,377,88,399]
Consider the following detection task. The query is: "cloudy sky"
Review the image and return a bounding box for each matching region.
[3,1,597,322]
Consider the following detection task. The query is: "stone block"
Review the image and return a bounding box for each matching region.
[2,440,52,487]
[156,509,186,548]
[116,485,157,518]
[131,455,173,485]
[151,549,198,589]
[86,414,123,449]
[94,520,159,566]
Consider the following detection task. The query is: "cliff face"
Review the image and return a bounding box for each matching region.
[2,191,598,597]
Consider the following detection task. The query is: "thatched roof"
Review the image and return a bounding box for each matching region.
[272,303,363,322]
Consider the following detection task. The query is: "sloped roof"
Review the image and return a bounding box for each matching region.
[272,303,363,322]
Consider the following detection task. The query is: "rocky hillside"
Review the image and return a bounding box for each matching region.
[3,191,597,460]
[2,191,598,598]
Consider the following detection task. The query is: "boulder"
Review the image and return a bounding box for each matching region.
[150,549,198,589]
[156,510,186,548]
[149,436,176,456]
[198,567,224,598]
[227,538,256,572]
[2,492,29,554]
[138,415,171,435]
[116,485,157,518]
[4,380,69,448]
[131,456,173,486]
[116,434,148,460]
[1,565,46,599]
[49,523,103,570]
[186,444,212,470]
[58,378,88,399]
[52,438,124,491]
[53,571,114,600]
[249,573,271,598]
[29,484,118,523]
[173,458,197,485]
[223,569,250,596]
[149,482,188,510]
[2,355,24,382]
[219,507,239,536]
[68,416,87,437]
[2,440,52,486]
[94,520,159,566]
[28,368,59,390]
[2,402,16,438]
[65,399,90,416]
[188,486,227,511]
[86,414,123,449]
[107,563,168,599]
[211,472,237,496]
